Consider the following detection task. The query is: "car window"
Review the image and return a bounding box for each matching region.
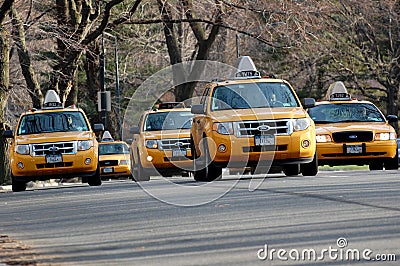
[17,111,89,135]
[308,103,385,123]
[99,143,130,155]
[143,111,193,131]
[210,82,299,111]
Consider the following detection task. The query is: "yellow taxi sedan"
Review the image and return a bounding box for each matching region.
[99,141,131,179]
[307,82,398,170]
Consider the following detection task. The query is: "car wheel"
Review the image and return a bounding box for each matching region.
[193,137,222,182]
[11,174,26,192]
[283,164,300,176]
[369,161,383,170]
[88,164,102,186]
[301,153,318,176]
[384,152,398,170]
[133,150,150,182]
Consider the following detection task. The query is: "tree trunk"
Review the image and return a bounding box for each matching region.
[0,25,11,185]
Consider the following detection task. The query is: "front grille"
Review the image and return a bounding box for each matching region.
[164,156,189,162]
[32,142,76,156]
[235,120,289,137]
[158,138,191,150]
[243,145,287,153]
[332,131,373,143]
[36,162,73,169]
[100,160,119,167]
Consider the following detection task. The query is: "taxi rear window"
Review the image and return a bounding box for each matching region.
[308,103,385,123]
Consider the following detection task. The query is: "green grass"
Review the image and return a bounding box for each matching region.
[318,165,369,171]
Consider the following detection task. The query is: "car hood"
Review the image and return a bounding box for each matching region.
[315,122,394,135]
[142,129,191,139]
[209,107,308,122]
[99,154,130,161]
[15,131,95,145]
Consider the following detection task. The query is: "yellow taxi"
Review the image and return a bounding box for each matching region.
[99,131,131,179]
[190,56,317,181]
[129,103,194,181]
[307,81,398,170]
[3,90,104,192]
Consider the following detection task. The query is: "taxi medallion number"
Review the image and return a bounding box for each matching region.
[103,168,113,173]
[345,144,363,154]
[254,134,275,146]
[172,148,186,157]
[46,154,62,164]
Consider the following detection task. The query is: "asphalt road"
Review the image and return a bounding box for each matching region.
[0,170,399,265]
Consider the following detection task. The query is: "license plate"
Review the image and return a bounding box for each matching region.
[254,134,275,146]
[102,168,113,173]
[172,148,186,157]
[346,145,363,154]
[46,154,62,164]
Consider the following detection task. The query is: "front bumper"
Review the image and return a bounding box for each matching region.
[141,148,193,170]
[317,140,397,166]
[206,129,316,167]
[11,150,98,181]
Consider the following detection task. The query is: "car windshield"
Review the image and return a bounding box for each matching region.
[99,143,129,155]
[308,103,385,124]
[210,82,299,111]
[144,111,193,131]
[17,111,89,135]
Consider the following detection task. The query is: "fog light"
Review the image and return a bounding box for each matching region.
[218,144,227,152]
[302,140,310,148]
[147,156,153,162]
[85,158,92,165]
[17,162,24,169]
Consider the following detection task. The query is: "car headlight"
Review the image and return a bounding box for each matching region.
[16,144,30,155]
[316,134,332,143]
[291,118,311,132]
[375,132,396,141]
[77,140,93,151]
[120,160,129,165]
[145,140,158,149]
[213,122,234,135]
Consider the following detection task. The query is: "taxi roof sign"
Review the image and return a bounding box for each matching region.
[327,81,352,101]
[233,56,261,79]
[158,102,185,109]
[42,90,63,109]
[101,131,114,142]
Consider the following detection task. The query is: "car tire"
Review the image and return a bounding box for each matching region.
[88,164,102,186]
[283,164,300,176]
[384,151,398,170]
[193,137,222,182]
[300,153,318,176]
[11,174,26,192]
[369,161,383,170]
[132,150,150,182]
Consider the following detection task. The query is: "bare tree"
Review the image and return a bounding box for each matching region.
[0,0,15,184]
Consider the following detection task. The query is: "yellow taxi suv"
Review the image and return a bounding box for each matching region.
[3,90,104,192]
[99,131,131,179]
[307,81,398,170]
[190,56,317,181]
[129,103,194,181]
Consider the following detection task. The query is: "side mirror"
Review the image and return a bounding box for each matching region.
[93,123,104,132]
[130,126,140,134]
[387,115,398,123]
[125,138,133,145]
[3,130,14,138]
[191,104,205,114]
[303,98,316,108]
